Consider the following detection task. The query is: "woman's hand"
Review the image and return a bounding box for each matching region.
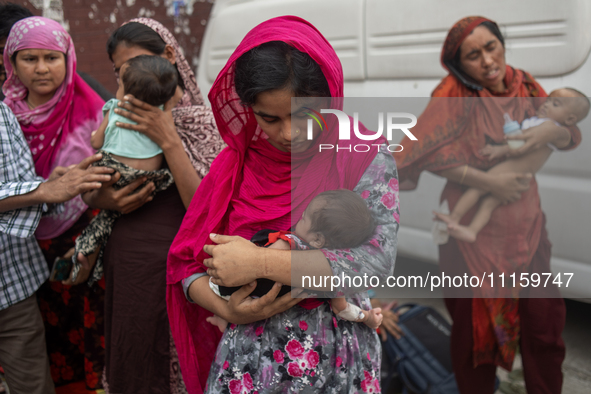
[506,122,571,156]
[221,281,306,325]
[40,154,114,203]
[60,248,90,286]
[203,234,265,287]
[47,165,73,181]
[113,92,202,209]
[114,94,182,151]
[488,172,532,204]
[380,309,403,340]
[82,173,155,213]
[480,144,511,161]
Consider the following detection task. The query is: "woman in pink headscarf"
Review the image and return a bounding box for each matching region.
[167,16,399,393]
[3,16,110,391]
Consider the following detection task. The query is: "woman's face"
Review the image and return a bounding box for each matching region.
[13,49,66,105]
[251,89,323,153]
[111,42,175,82]
[458,25,506,93]
[115,63,129,101]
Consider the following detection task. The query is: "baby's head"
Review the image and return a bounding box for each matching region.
[537,88,590,127]
[294,189,376,249]
[116,55,178,106]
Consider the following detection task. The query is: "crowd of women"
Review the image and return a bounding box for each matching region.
[0,5,581,394]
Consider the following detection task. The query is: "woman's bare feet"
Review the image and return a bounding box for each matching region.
[364,308,383,330]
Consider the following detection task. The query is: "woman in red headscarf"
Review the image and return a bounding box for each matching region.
[396,17,581,393]
[167,16,399,394]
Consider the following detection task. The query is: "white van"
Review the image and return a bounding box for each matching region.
[197,0,591,299]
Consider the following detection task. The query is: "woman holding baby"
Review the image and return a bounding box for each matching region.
[396,16,583,394]
[167,16,399,393]
[81,18,225,393]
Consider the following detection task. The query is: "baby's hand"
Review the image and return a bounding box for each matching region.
[480,144,510,160]
[364,308,383,330]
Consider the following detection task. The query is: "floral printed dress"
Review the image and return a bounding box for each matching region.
[205,148,399,394]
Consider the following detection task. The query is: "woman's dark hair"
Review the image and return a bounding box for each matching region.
[0,2,33,39]
[234,41,330,106]
[448,21,505,90]
[106,22,184,90]
[122,55,177,107]
[309,189,376,249]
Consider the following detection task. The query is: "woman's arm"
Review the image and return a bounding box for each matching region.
[113,92,201,208]
[1,154,113,212]
[82,174,155,213]
[436,165,531,204]
[188,275,305,325]
[204,235,332,288]
[506,121,572,154]
[205,148,399,296]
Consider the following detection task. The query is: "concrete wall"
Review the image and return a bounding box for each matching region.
[12,0,214,93]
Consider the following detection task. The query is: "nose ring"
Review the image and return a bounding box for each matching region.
[295,129,300,134]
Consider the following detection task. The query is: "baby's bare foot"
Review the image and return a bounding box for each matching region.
[448,223,477,243]
[433,211,460,227]
[206,315,228,333]
[365,308,383,330]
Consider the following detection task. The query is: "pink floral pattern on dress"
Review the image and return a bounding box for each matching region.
[207,149,398,393]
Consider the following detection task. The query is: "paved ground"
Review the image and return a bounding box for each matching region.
[392,257,591,394]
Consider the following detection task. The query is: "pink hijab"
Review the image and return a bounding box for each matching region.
[3,16,104,239]
[166,16,386,393]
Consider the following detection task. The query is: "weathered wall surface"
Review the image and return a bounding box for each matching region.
[13,0,213,93]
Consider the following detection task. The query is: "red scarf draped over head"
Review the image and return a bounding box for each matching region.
[3,17,104,239]
[396,16,581,370]
[166,16,385,393]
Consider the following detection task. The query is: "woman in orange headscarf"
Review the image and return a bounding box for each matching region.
[397,16,581,394]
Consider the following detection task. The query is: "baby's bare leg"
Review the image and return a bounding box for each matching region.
[469,196,499,233]
[447,147,552,243]
[487,146,552,176]
[433,187,485,228]
[447,196,499,243]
